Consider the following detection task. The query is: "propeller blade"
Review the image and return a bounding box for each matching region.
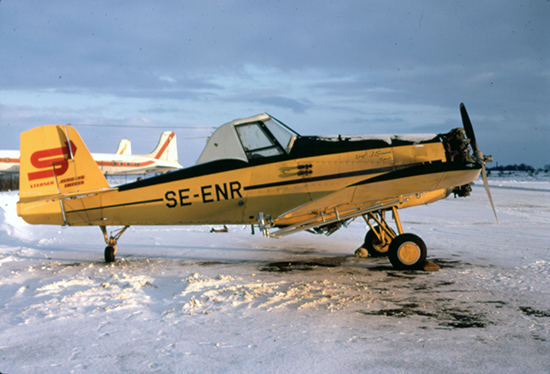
[460,103,479,154]
[460,102,486,163]
[460,103,497,222]
[481,164,498,223]
[460,103,475,141]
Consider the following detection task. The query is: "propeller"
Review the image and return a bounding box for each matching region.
[459,103,498,223]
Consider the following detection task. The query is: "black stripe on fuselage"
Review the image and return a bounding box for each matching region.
[243,164,415,191]
[117,136,442,192]
[244,161,478,192]
[118,159,249,192]
[351,161,481,187]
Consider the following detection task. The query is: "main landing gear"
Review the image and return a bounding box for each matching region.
[100,225,130,263]
[359,207,427,270]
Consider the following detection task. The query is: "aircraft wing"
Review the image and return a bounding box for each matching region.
[268,162,481,238]
[269,195,403,238]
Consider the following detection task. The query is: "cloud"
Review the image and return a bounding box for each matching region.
[0,0,548,166]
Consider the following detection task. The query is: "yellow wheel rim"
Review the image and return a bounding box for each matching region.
[398,242,421,265]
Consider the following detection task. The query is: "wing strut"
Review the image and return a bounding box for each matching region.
[266,198,402,238]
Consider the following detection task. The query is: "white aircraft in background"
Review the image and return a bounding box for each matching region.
[94,131,183,175]
[0,150,20,174]
[0,131,182,176]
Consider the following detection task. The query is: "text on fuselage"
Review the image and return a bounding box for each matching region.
[165,181,243,208]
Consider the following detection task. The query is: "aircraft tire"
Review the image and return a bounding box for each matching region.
[363,226,396,257]
[104,246,116,263]
[388,234,426,270]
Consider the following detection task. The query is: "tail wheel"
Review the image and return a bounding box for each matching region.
[364,226,396,257]
[388,234,426,270]
[105,246,116,263]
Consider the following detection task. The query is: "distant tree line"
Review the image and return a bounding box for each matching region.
[488,164,550,174]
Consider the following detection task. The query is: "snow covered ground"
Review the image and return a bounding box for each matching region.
[1,174,549,373]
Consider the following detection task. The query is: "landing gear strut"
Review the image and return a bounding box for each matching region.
[100,225,130,263]
[362,209,398,257]
[360,207,427,270]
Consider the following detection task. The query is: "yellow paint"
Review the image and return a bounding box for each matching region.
[398,242,421,265]
[17,125,481,231]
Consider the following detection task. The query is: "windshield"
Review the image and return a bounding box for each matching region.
[236,122,285,159]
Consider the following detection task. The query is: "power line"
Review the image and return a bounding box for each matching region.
[71,123,215,130]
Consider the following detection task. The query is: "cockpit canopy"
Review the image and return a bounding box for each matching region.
[196,113,440,165]
[196,114,296,165]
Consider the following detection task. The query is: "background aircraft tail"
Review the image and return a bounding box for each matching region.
[115,139,132,155]
[145,131,178,162]
[18,125,110,225]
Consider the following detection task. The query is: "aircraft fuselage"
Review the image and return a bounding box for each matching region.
[22,135,480,227]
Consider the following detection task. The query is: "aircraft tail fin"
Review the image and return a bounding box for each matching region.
[19,125,110,201]
[115,139,132,155]
[145,131,178,162]
[17,125,110,224]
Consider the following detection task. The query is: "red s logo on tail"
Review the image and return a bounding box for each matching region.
[28,141,77,181]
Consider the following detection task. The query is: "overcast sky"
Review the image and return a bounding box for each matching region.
[1,1,548,168]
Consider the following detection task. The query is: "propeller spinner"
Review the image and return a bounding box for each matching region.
[459,103,498,223]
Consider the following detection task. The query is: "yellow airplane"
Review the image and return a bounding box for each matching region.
[16,103,496,269]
